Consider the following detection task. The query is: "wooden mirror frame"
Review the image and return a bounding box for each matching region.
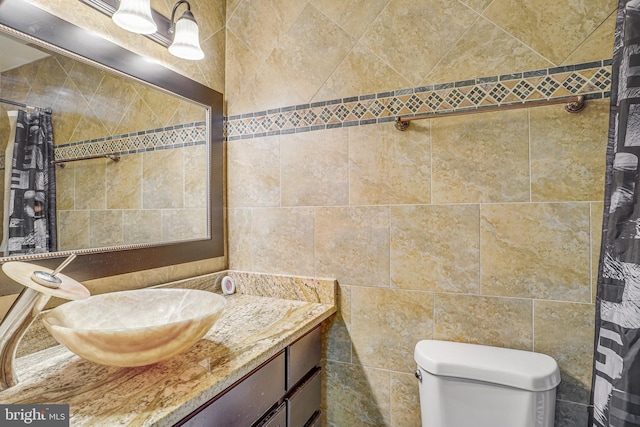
[0,0,224,285]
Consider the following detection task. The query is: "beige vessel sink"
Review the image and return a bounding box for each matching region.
[42,288,226,367]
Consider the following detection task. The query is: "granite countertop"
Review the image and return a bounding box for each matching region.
[0,271,337,427]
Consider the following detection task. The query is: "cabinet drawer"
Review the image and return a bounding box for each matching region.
[178,351,286,427]
[259,402,286,427]
[287,367,321,427]
[287,326,321,389]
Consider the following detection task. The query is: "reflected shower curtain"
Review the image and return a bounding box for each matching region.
[6,109,57,255]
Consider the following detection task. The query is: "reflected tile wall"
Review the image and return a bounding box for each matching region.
[57,144,208,251]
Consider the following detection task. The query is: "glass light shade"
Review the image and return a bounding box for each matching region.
[112,0,157,35]
[168,14,204,60]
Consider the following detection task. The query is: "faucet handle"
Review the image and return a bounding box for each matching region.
[2,257,90,301]
[31,253,77,288]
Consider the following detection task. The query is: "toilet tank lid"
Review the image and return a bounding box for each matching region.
[414,340,561,391]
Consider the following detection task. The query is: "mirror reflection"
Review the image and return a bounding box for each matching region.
[0,32,209,257]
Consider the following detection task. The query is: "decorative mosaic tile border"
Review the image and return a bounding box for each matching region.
[54,121,207,161]
[226,59,612,141]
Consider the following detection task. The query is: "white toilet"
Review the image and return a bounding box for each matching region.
[414,340,561,427]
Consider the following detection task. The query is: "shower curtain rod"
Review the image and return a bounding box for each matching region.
[394,95,586,131]
[0,97,50,113]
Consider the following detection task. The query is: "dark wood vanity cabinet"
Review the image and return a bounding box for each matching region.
[176,326,322,427]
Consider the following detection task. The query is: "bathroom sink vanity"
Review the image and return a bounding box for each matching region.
[178,326,321,427]
[0,271,336,427]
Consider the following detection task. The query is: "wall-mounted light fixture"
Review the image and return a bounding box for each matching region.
[168,0,204,60]
[80,0,205,60]
[112,0,157,34]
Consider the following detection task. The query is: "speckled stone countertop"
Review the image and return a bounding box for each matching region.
[0,271,337,427]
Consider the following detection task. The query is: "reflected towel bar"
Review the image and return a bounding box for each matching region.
[0,97,50,113]
[394,95,586,131]
[52,154,120,168]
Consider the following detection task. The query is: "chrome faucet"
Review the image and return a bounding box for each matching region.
[0,254,89,390]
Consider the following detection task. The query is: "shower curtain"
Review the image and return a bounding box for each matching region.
[5,109,57,255]
[591,1,640,426]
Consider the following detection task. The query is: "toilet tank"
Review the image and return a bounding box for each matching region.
[414,340,561,427]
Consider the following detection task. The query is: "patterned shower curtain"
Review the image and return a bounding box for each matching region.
[6,109,57,255]
[591,1,640,425]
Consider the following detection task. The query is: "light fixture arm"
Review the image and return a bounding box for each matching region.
[169,0,193,34]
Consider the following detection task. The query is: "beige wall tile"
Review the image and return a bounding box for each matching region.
[115,94,163,136]
[315,206,389,287]
[349,121,430,205]
[162,209,208,241]
[106,153,142,210]
[88,73,136,136]
[481,203,591,301]
[591,202,604,303]
[225,32,262,115]
[55,163,75,211]
[184,144,208,209]
[57,210,90,251]
[431,109,530,203]
[69,106,110,144]
[459,0,493,13]
[74,158,106,210]
[227,208,252,271]
[314,42,412,103]
[424,16,553,84]
[530,99,609,202]
[122,210,162,245]
[390,371,421,427]
[322,284,352,363]
[268,5,356,103]
[391,204,480,293]
[534,301,595,404]
[361,0,477,86]
[351,287,433,372]
[281,128,348,206]
[143,149,184,209]
[484,0,616,64]
[309,0,390,39]
[227,136,280,208]
[65,60,105,105]
[89,209,123,248]
[132,81,180,126]
[196,28,226,95]
[52,78,89,145]
[226,0,306,62]
[434,293,533,350]
[324,360,391,427]
[230,54,306,116]
[564,11,616,65]
[251,207,315,276]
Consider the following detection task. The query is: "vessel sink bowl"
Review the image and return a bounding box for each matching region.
[42,288,226,367]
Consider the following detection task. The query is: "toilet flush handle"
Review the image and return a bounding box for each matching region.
[415,369,422,383]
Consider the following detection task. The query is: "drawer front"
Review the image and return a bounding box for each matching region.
[287,368,321,427]
[260,402,287,427]
[307,412,321,427]
[288,326,321,389]
[180,351,286,427]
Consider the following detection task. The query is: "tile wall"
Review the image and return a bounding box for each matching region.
[4,1,619,426]
[225,1,618,426]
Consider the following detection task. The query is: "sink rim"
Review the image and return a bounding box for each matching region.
[42,288,226,333]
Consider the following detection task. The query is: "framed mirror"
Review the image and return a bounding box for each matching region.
[0,0,224,290]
